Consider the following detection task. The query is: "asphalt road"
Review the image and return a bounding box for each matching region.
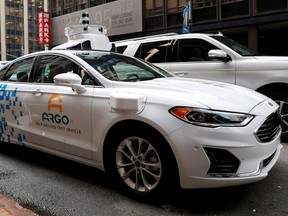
[0,142,287,216]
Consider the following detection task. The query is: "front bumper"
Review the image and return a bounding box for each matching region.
[167,100,282,189]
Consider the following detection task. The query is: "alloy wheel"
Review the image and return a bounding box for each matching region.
[276,100,288,133]
[116,137,162,193]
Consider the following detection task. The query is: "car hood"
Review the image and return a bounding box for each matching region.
[114,77,271,113]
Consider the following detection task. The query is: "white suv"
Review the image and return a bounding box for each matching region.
[115,33,288,138]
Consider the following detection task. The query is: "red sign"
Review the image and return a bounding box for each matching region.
[38,12,50,45]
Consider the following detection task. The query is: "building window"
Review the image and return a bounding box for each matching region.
[221,0,250,20]
[144,0,164,30]
[90,0,105,7]
[51,0,62,17]
[5,2,25,58]
[255,0,288,15]
[193,0,216,9]
[64,0,75,14]
[76,0,88,11]
[167,0,187,27]
[192,0,217,23]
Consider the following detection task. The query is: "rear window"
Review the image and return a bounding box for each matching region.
[116,45,127,54]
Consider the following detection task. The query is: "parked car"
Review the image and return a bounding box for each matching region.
[115,33,288,139]
[0,49,282,198]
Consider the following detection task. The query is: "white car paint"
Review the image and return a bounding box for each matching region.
[116,33,288,90]
[0,50,282,197]
[115,33,288,138]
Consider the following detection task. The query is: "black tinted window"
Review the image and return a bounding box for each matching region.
[136,41,171,63]
[176,39,218,62]
[116,45,127,54]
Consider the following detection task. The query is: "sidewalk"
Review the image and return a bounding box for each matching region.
[0,194,38,216]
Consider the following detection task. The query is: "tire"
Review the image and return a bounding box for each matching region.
[265,90,288,141]
[105,127,178,200]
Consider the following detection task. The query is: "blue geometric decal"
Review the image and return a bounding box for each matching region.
[0,84,26,145]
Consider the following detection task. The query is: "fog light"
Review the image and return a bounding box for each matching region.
[204,147,240,176]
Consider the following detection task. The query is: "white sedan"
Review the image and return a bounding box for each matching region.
[0,50,282,198]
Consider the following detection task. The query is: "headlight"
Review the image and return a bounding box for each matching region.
[169,107,254,127]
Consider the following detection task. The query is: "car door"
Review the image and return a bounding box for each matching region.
[134,40,173,72]
[25,54,94,159]
[169,38,236,84]
[0,57,35,145]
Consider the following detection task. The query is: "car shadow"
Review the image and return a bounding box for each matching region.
[0,142,108,186]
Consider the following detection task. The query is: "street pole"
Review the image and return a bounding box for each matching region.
[44,0,49,51]
[0,1,6,60]
[23,0,29,55]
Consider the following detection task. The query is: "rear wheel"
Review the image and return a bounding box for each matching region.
[105,127,178,199]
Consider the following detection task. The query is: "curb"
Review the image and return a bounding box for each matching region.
[0,194,38,216]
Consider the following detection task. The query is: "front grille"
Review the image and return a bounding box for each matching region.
[256,112,281,143]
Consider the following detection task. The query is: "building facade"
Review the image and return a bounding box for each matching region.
[0,0,47,61]
[1,0,288,61]
[50,0,288,56]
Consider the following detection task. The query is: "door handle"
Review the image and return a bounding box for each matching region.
[174,71,188,76]
[32,89,43,96]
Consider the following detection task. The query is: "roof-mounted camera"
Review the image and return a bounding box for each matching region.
[53,11,112,51]
[80,12,90,31]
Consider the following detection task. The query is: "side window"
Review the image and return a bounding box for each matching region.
[80,69,96,86]
[176,39,218,62]
[116,45,127,54]
[36,55,75,83]
[136,41,170,63]
[3,57,35,82]
[35,55,95,85]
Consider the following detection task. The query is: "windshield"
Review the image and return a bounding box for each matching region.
[211,35,258,56]
[75,51,172,81]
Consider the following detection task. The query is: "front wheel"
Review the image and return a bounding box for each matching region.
[116,136,162,193]
[105,128,178,199]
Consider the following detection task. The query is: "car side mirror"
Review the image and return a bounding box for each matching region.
[208,49,231,62]
[54,73,87,93]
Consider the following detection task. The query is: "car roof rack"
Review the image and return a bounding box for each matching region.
[116,33,179,43]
